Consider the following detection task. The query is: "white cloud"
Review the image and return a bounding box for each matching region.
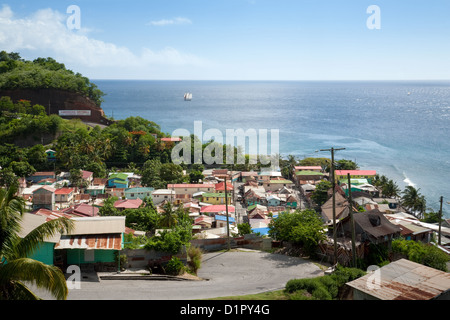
[0,5,207,78]
[148,17,192,26]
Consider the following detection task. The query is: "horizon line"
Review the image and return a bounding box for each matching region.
[91,78,450,82]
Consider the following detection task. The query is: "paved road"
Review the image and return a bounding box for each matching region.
[59,250,323,300]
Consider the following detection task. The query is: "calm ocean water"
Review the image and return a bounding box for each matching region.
[95,80,450,218]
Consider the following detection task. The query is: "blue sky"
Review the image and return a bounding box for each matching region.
[1,0,450,80]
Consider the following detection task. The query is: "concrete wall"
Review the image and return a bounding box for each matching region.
[190,235,273,252]
[123,248,187,269]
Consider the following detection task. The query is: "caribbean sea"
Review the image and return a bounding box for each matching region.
[94,80,450,218]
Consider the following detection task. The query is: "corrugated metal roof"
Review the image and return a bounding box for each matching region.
[346,259,450,300]
[55,234,122,250]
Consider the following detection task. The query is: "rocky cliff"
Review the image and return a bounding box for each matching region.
[0,88,113,126]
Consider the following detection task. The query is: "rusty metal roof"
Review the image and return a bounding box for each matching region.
[346,259,450,300]
[55,234,122,250]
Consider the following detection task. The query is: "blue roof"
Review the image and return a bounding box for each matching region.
[252,227,270,235]
[214,215,235,223]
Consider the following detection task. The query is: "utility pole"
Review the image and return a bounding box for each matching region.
[438,196,443,245]
[320,147,345,265]
[347,173,356,268]
[224,176,230,250]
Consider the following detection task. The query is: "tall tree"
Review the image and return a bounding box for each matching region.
[401,186,427,218]
[0,186,73,300]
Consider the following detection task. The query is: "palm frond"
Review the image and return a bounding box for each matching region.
[0,258,68,300]
[12,217,74,260]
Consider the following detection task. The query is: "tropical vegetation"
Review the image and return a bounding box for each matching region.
[0,185,73,300]
[0,51,104,106]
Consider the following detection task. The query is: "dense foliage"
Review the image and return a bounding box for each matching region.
[0,51,104,106]
[285,265,366,300]
[268,209,326,256]
[392,239,449,272]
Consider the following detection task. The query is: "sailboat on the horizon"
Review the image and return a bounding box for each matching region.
[184,92,192,101]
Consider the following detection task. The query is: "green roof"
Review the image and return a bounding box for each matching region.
[109,173,128,180]
[295,170,324,176]
[269,180,293,184]
[202,193,227,198]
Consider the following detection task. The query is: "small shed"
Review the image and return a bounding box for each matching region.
[346,259,450,300]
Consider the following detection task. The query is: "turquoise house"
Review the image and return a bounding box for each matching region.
[266,195,281,207]
[20,213,125,270]
[124,187,154,200]
[45,149,57,162]
[108,173,129,189]
[286,195,298,209]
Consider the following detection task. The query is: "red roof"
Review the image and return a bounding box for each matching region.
[294,166,322,170]
[31,208,72,221]
[335,170,377,176]
[114,198,143,209]
[63,203,99,217]
[214,181,234,191]
[81,170,93,179]
[168,184,215,188]
[200,205,235,213]
[161,137,182,142]
[55,187,75,195]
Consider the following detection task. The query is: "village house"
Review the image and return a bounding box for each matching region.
[214,215,236,228]
[81,170,94,186]
[262,178,295,192]
[294,170,325,186]
[194,215,214,230]
[45,149,56,161]
[107,173,129,189]
[124,187,154,200]
[200,204,235,217]
[54,187,75,209]
[243,188,267,207]
[114,198,143,210]
[167,183,215,198]
[345,259,450,300]
[334,170,377,183]
[238,171,259,183]
[105,187,125,199]
[21,211,126,272]
[211,169,230,180]
[201,192,232,205]
[294,165,323,173]
[28,171,56,184]
[214,181,234,193]
[338,209,402,245]
[320,191,349,225]
[32,186,55,211]
[85,185,106,197]
[151,189,176,205]
[258,171,282,183]
[63,203,99,217]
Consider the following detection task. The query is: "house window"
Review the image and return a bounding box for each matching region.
[84,250,95,262]
[131,194,135,197]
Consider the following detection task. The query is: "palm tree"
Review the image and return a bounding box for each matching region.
[159,202,177,228]
[382,179,401,198]
[401,186,427,218]
[0,186,73,300]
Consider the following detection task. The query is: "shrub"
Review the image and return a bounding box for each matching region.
[392,239,449,272]
[187,245,203,275]
[285,265,366,300]
[164,257,185,276]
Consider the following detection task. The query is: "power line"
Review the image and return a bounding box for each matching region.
[319,147,346,265]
